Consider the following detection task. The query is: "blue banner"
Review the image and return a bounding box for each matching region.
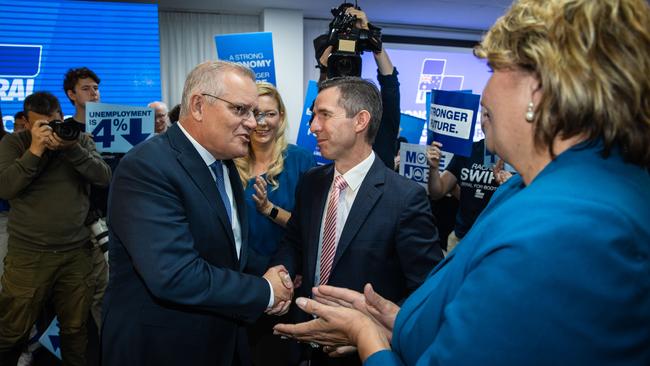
[215,32,276,85]
[0,1,161,133]
[427,90,480,157]
[86,102,154,153]
[295,80,330,165]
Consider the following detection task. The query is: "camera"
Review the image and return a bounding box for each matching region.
[48,119,84,141]
[323,3,382,78]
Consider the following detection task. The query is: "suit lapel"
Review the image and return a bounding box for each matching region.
[332,158,384,271]
[168,125,237,260]
[305,165,334,288]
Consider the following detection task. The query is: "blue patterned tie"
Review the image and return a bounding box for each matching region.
[209,161,232,222]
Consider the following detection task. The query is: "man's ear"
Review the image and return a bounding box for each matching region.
[190,94,204,122]
[354,110,371,134]
[66,89,76,104]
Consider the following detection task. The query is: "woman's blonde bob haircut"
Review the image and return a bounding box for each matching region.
[234,82,288,189]
[475,0,650,167]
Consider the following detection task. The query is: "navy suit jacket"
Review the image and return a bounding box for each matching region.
[274,156,443,320]
[102,124,270,366]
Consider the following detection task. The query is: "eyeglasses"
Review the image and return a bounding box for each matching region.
[201,93,265,123]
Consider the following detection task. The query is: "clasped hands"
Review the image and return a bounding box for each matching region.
[263,265,294,316]
[273,284,399,361]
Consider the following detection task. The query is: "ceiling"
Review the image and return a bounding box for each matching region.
[139,0,514,31]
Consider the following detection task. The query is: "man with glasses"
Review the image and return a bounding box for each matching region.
[102,61,293,366]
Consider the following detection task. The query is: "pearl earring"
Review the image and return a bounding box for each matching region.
[525,101,534,122]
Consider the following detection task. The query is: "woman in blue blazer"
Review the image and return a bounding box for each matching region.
[274,0,650,364]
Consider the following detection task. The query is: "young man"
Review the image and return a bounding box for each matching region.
[62,67,109,334]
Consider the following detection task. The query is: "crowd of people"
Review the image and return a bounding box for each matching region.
[0,0,649,365]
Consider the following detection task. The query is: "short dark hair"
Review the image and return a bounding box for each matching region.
[24,92,62,121]
[318,77,383,144]
[63,67,100,105]
[168,103,181,124]
[13,111,25,120]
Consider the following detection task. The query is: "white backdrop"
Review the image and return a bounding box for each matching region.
[159,11,260,107]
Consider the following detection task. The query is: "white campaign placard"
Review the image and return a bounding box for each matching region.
[399,143,430,192]
[86,102,155,153]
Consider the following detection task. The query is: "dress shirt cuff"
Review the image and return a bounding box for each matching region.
[264,278,274,309]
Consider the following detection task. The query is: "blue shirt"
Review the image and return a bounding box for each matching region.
[366,140,650,366]
[244,144,316,275]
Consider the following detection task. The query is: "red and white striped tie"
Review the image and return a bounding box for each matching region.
[319,175,348,285]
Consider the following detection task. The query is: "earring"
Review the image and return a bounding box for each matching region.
[525,102,534,122]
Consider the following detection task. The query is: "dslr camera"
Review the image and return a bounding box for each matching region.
[324,3,382,78]
[48,119,85,141]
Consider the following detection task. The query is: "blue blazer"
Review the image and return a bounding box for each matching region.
[365,142,650,366]
[274,156,443,319]
[102,124,270,366]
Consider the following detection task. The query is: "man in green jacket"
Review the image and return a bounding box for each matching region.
[0,91,111,366]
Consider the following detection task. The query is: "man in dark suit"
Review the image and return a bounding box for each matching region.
[273,77,443,365]
[101,61,293,366]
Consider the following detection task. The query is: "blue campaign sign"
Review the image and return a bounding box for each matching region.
[427,90,480,157]
[399,113,426,146]
[215,32,276,85]
[86,102,154,153]
[39,317,62,360]
[295,80,330,165]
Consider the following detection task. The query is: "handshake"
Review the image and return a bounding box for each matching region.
[262,265,294,316]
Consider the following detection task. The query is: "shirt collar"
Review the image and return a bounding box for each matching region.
[334,151,375,192]
[178,122,217,166]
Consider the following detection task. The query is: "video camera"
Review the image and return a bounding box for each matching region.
[322,2,382,78]
[48,119,84,141]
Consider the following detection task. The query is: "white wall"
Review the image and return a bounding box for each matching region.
[261,9,303,144]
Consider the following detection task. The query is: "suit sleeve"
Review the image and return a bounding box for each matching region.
[395,184,444,293]
[373,68,400,169]
[109,153,269,322]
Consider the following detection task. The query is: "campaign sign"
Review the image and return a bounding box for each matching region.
[39,317,61,360]
[86,102,154,153]
[295,80,330,165]
[399,143,429,192]
[215,32,276,85]
[399,113,426,146]
[427,90,480,157]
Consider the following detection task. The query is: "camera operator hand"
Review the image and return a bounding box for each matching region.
[346,7,394,75]
[48,131,78,151]
[29,119,54,157]
[346,8,369,30]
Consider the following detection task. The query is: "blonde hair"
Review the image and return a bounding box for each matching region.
[234,82,289,189]
[475,0,650,167]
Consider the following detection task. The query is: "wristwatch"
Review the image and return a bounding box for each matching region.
[268,206,279,219]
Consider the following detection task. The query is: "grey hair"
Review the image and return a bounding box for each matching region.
[318,77,383,144]
[179,61,255,118]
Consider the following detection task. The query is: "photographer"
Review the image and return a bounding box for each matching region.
[0,92,111,366]
[315,5,400,169]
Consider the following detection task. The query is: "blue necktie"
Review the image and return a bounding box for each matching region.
[209,161,232,222]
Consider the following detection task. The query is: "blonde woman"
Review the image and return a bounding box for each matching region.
[235,82,315,276]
